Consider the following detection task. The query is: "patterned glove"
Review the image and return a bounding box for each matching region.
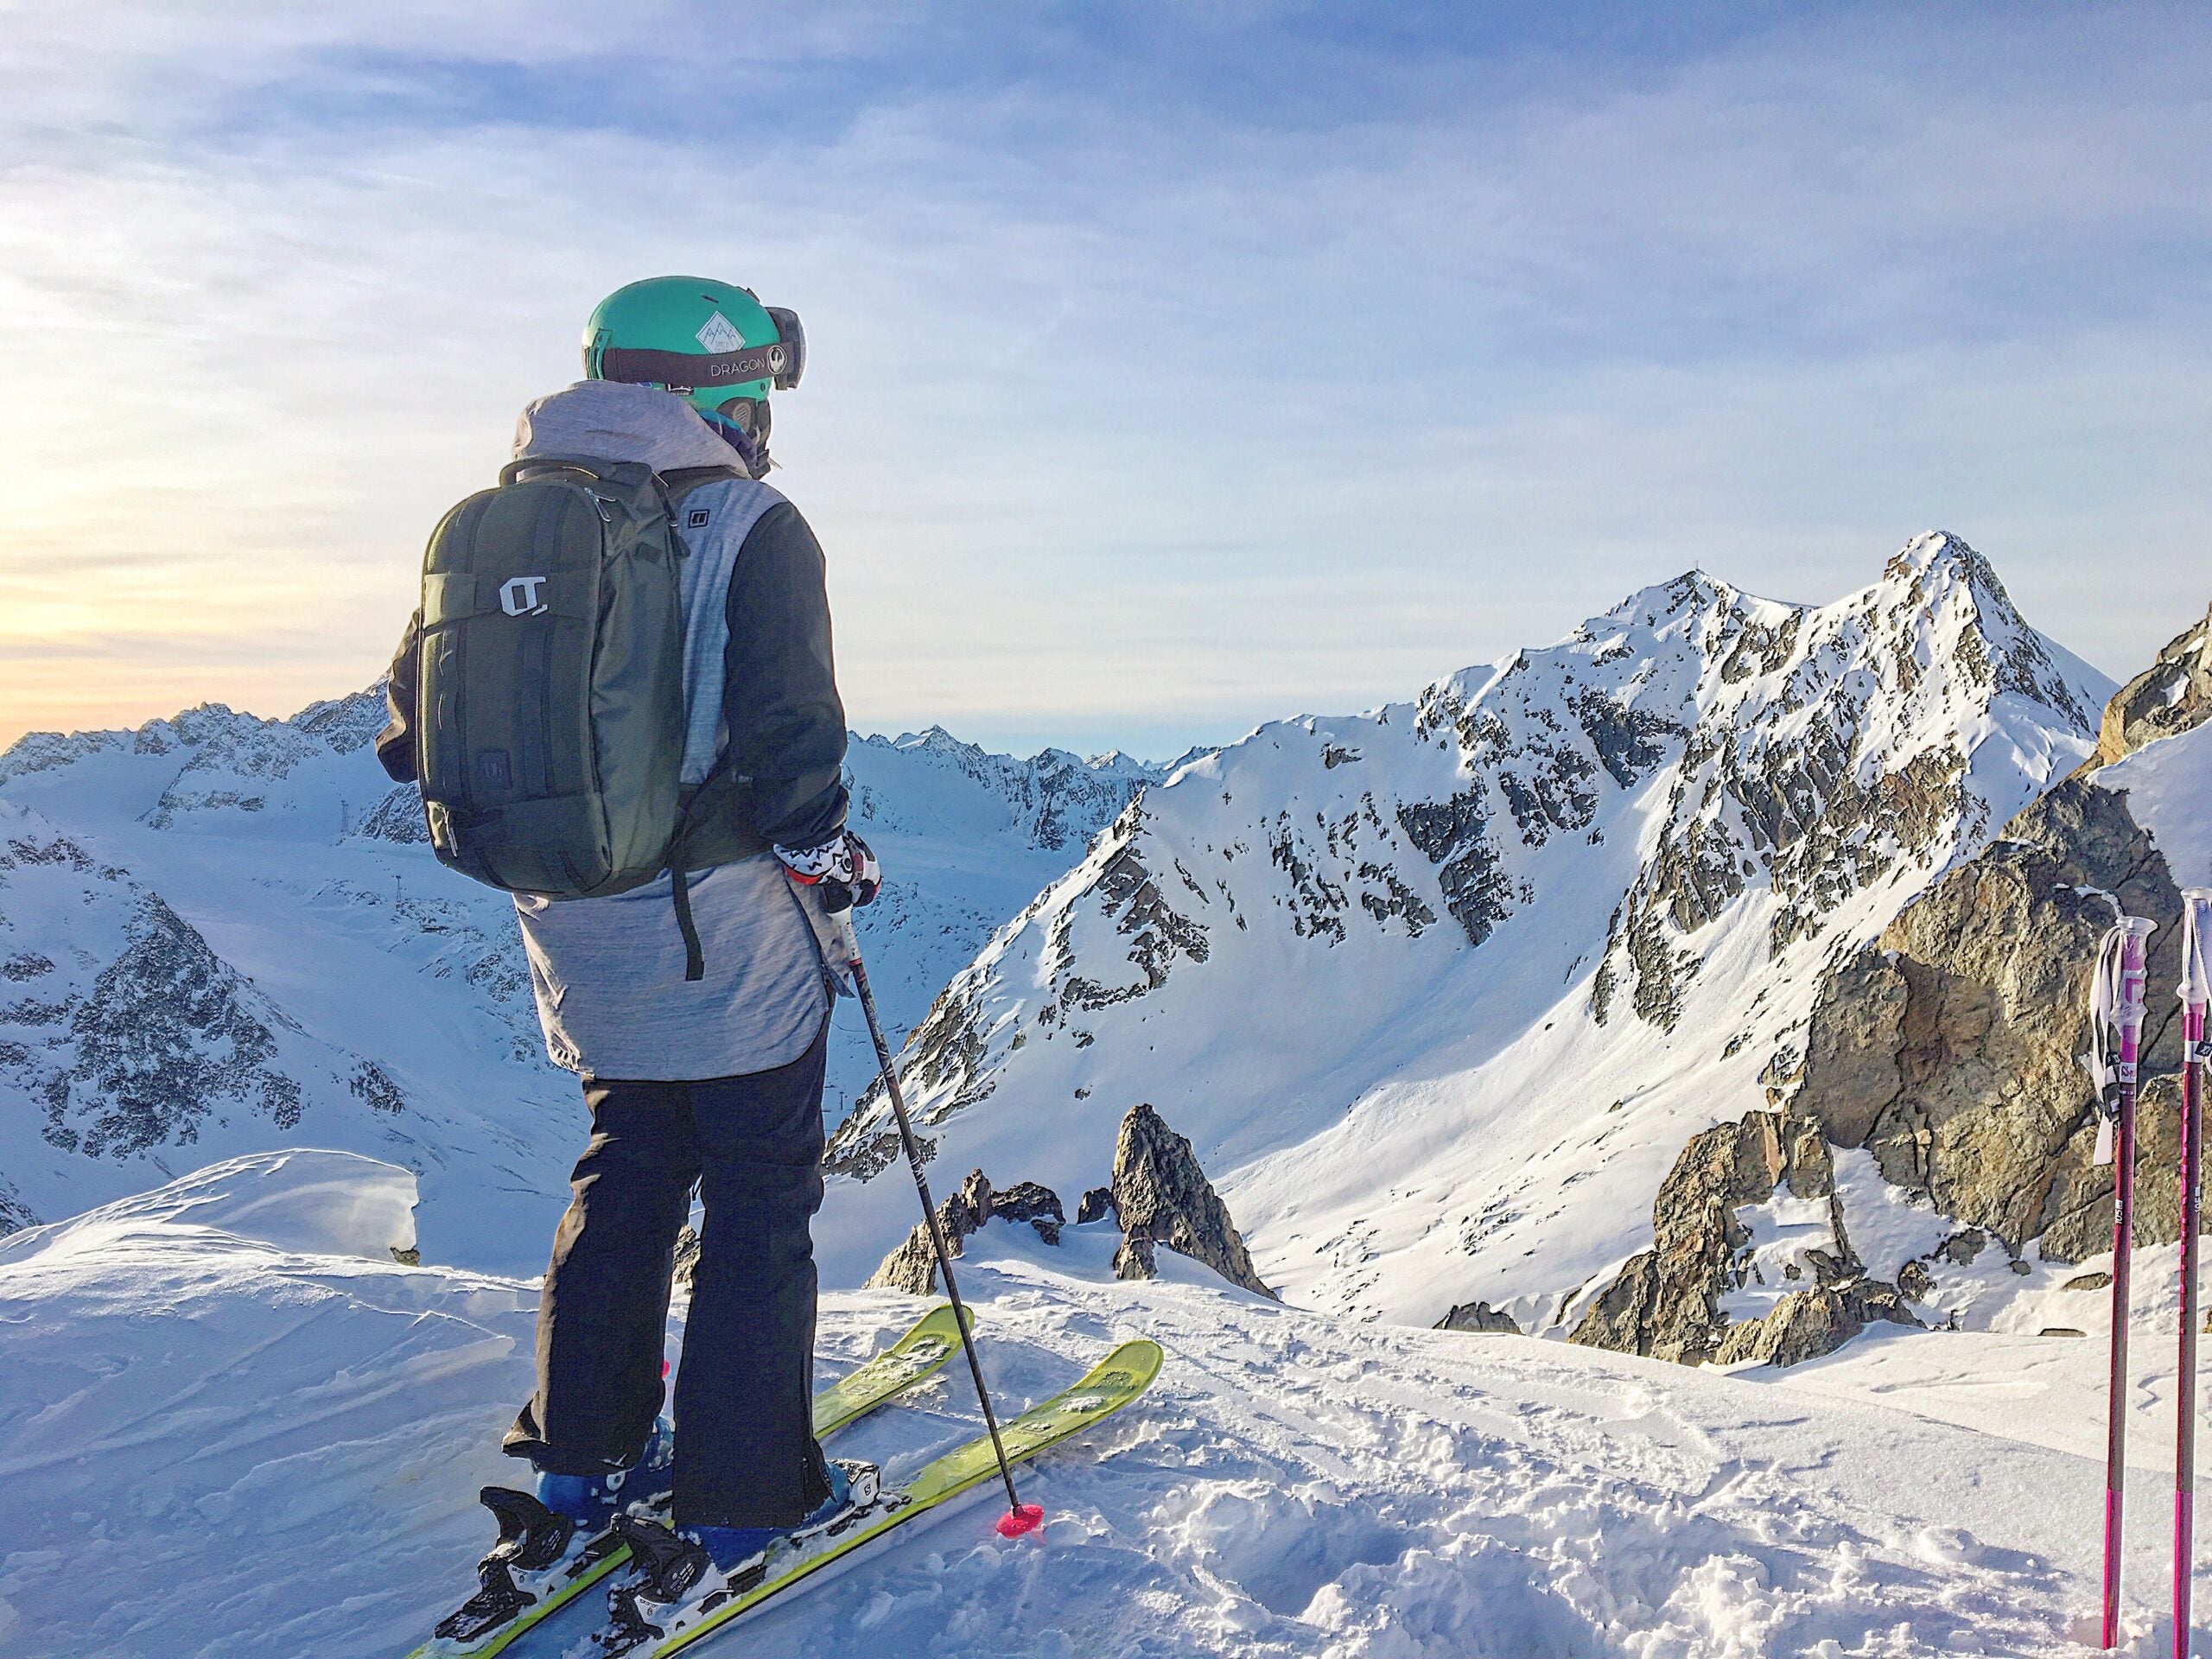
[773,830,881,913]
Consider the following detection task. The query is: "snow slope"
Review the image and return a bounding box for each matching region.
[0,701,1152,1268]
[2099,717,2212,895]
[2,1150,2190,1659]
[826,535,2114,1319]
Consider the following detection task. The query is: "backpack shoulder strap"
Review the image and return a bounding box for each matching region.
[658,464,750,505]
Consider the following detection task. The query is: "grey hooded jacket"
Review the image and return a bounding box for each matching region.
[377,380,846,1080]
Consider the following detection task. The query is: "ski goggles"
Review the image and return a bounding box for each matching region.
[593,305,806,395]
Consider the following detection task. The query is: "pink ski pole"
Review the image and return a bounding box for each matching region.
[2101,913,2157,1650]
[2176,891,2211,1659]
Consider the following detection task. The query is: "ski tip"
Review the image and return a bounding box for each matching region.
[995,1503,1046,1539]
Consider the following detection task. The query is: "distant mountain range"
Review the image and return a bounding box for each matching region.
[0,702,1155,1269]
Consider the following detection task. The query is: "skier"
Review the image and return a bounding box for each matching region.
[375,276,883,1638]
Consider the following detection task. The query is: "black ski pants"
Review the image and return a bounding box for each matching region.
[503,1022,833,1529]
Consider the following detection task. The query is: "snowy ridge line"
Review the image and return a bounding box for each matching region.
[0,690,1152,1265]
[0,692,1166,856]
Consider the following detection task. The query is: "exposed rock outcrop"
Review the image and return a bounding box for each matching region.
[0,1176,36,1236]
[1794,775,2185,1262]
[1107,1103,1274,1297]
[356,784,430,843]
[987,1180,1065,1246]
[1712,1279,1918,1367]
[852,1107,1268,1298]
[2082,609,2212,771]
[673,1222,700,1297]
[42,892,304,1157]
[866,1168,1006,1295]
[1434,1300,1522,1335]
[1569,1109,1849,1365]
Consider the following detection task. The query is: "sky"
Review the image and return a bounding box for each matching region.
[1,3,2208,760]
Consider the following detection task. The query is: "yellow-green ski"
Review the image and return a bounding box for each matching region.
[640,1338,1164,1657]
[810,1302,971,1438]
[402,1303,974,1659]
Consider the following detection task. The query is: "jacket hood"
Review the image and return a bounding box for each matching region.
[512,380,743,474]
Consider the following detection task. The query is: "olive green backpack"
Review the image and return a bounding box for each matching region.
[410,455,738,905]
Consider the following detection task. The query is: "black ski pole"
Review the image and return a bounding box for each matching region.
[825,906,1043,1538]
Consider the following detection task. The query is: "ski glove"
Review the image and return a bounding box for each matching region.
[774,830,881,913]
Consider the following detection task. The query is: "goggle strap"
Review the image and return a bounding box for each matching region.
[596,340,793,391]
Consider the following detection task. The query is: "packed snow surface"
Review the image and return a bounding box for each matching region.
[3,1153,2202,1659]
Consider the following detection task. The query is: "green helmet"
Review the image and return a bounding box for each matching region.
[582,276,804,458]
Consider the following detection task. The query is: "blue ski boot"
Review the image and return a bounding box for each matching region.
[536,1414,677,1529]
[595,1461,881,1656]
[685,1459,858,1569]
[431,1418,674,1650]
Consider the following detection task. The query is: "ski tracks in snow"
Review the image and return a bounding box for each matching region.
[720,1232,2105,1658]
[0,1160,2139,1658]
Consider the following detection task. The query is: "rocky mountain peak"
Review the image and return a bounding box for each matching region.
[1106,1103,1272,1294]
[826,537,2111,1328]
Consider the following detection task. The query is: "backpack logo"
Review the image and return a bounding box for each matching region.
[687,508,710,528]
[499,575,550,617]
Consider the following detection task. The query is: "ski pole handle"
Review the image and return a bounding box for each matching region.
[2120,918,2155,1038]
[825,904,862,976]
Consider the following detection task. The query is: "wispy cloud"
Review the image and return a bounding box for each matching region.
[1,4,2207,755]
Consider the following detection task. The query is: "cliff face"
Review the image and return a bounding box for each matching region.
[1567,608,2212,1368]
[1795,779,2184,1263]
[1784,609,2212,1286]
[2083,609,2212,772]
[1569,1109,1845,1366]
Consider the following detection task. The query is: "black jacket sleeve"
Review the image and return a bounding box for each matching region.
[725,501,849,848]
[373,611,423,784]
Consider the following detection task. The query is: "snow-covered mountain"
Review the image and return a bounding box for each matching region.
[0,699,1154,1268]
[825,534,2114,1324]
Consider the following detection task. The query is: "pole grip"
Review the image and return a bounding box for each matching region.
[828,906,862,976]
[2119,914,2158,1037]
[2183,889,2212,1008]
